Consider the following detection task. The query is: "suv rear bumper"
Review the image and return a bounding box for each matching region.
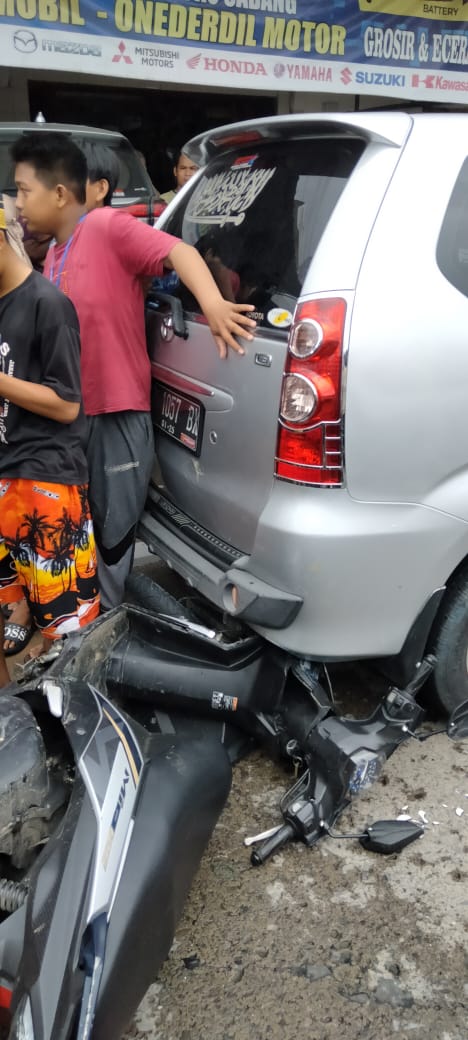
[139,499,302,630]
[139,488,468,661]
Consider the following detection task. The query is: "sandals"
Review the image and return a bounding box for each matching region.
[3,622,34,657]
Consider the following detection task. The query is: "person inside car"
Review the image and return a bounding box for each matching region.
[12,132,255,612]
[160,149,199,204]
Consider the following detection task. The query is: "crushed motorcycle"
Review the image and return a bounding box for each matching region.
[0,575,467,1038]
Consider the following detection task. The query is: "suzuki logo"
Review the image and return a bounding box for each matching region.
[112,41,132,64]
[341,67,353,85]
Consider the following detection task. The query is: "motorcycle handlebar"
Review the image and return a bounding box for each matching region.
[250,823,295,866]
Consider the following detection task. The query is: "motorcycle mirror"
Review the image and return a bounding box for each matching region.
[447,700,468,741]
[359,819,424,854]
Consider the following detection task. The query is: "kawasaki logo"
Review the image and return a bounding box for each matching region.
[412,72,468,91]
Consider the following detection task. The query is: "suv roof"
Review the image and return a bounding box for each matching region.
[0,121,132,137]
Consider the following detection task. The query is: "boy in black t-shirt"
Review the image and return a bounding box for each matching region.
[0,198,100,688]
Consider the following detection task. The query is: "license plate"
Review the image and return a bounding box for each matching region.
[152,383,204,455]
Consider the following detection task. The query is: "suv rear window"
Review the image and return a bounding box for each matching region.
[162,137,365,327]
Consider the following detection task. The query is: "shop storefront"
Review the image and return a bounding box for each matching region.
[1,1,468,190]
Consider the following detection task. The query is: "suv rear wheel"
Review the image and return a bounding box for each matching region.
[429,570,468,713]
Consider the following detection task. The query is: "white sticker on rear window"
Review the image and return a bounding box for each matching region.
[186,167,276,228]
[267,307,293,328]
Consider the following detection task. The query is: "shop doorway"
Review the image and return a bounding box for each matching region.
[28,80,276,196]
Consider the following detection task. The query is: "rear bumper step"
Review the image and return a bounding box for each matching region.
[149,486,243,568]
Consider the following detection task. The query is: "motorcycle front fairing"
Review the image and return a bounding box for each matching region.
[6,678,231,1039]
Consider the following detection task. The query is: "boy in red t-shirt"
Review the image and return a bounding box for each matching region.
[12,132,255,611]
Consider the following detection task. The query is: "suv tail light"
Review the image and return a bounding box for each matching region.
[275,297,346,486]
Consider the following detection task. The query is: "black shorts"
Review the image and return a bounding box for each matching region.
[85,411,154,550]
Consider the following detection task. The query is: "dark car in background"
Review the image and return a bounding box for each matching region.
[0,121,164,222]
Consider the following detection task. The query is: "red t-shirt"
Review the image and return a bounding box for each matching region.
[43,207,180,415]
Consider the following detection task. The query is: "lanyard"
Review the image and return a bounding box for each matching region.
[48,215,86,289]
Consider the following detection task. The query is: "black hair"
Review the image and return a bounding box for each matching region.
[11,131,87,204]
[80,141,120,206]
[168,147,191,168]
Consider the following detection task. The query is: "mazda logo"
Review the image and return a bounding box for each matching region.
[13,29,38,53]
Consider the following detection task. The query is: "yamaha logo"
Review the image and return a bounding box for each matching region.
[13,29,38,53]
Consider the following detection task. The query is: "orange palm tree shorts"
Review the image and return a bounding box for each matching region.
[0,478,100,641]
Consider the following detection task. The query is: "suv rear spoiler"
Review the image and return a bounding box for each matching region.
[184,112,413,165]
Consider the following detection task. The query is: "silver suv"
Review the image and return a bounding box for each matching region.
[141,111,468,712]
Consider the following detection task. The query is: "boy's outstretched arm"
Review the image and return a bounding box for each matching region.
[165,241,256,359]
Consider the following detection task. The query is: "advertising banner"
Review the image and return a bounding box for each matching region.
[2,0,468,102]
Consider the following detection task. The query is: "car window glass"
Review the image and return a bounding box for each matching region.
[0,137,17,195]
[162,137,365,327]
[437,157,468,299]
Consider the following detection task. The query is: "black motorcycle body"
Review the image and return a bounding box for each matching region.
[0,586,460,1037]
[0,657,231,1038]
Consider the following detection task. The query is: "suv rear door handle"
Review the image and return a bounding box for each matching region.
[147,292,188,340]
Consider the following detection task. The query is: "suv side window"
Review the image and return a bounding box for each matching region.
[162,137,365,328]
[437,157,468,299]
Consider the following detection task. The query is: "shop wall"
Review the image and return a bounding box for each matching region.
[0,70,30,120]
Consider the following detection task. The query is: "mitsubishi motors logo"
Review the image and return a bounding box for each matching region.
[113,41,132,64]
[341,67,353,85]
